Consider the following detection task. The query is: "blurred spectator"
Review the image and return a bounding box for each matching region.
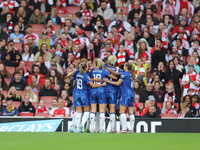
[173,56,184,73]
[195,109,200,118]
[69,0,84,6]
[0,63,11,79]
[38,78,58,99]
[29,8,46,25]
[63,82,72,96]
[0,38,6,57]
[153,81,164,101]
[49,98,70,117]
[134,81,142,99]
[46,8,62,25]
[3,53,15,67]
[34,0,51,13]
[21,44,34,62]
[9,70,26,91]
[15,0,33,19]
[192,95,199,110]
[140,100,151,117]
[2,100,19,116]
[184,56,200,74]
[161,101,177,115]
[24,25,39,44]
[60,90,72,108]
[182,64,200,96]
[80,2,93,20]
[116,44,129,67]
[139,83,159,103]
[97,1,114,20]
[23,86,38,102]
[0,6,10,24]
[27,65,45,85]
[34,43,53,61]
[29,75,43,92]
[143,106,161,118]
[182,95,196,117]
[27,36,39,55]
[47,69,61,91]
[149,95,161,114]
[36,100,49,113]
[33,59,48,75]
[50,98,58,110]
[55,0,67,14]
[18,95,35,114]
[178,102,193,118]
[38,32,54,49]
[0,74,8,91]
[9,24,24,43]
[0,99,7,114]
[0,0,19,13]
[6,86,22,102]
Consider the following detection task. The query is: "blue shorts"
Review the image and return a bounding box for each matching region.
[107,92,116,105]
[90,87,107,104]
[74,91,90,107]
[120,95,134,107]
[72,88,77,108]
[116,97,120,109]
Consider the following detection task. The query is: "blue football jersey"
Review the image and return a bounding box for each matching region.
[120,71,134,96]
[90,68,111,84]
[75,73,92,92]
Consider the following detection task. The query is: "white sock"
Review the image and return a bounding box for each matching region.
[75,112,82,131]
[99,112,105,131]
[81,111,90,127]
[110,113,115,131]
[129,114,135,131]
[120,113,126,131]
[119,114,122,129]
[71,111,77,126]
[95,112,99,132]
[90,112,95,132]
[86,112,90,129]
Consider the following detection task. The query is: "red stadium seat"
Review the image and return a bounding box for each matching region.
[157,103,162,109]
[15,43,23,51]
[32,102,39,109]
[84,31,92,39]
[31,24,45,31]
[44,102,52,109]
[35,113,49,117]
[12,101,21,108]
[33,91,39,96]
[28,5,34,10]
[67,6,80,14]
[19,112,34,116]
[153,13,161,21]
[6,67,15,78]
[4,79,10,88]
[53,25,62,33]
[18,91,24,97]
[160,114,177,118]
[33,30,42,38]
[173,103,179,113]
[1,91,8,97]
[40,96,57,102]
[42,12,49,19]
[137,102,144,111]
[25,61,34,71]
[105,19,111,27]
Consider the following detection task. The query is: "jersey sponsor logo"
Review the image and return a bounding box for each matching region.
[0,119,63,132]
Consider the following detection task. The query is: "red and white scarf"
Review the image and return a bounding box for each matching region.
[87,49,95,62]
[80,9,92,19]
[192,102,199,109]
[178,46,182,55]
[23,66,29,77]
[124,41,134,59]
[3,1,16,12]
[59,40,68,48]
[36,106,48,113]
[178,108,189,118]
[73,51,81,60]
[44,26,55,34]
[129,4,144,11]
[8,21,13,31]
[117,52,126,66]
[162,29,168,49]
[166,109,174,114]
[164,92,175,104]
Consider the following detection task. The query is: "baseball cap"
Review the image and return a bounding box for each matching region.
[55,51,62,57]
[180,16,187,21]
[148,95,156,101]
[77,29,83,34]
[188,64,194,68]
[116,20,122,27]
[42,32,48,35]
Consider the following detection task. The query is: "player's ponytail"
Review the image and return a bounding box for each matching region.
[79,62,87,74]
[94,58,103,69]
[108,55,117,66]
[77,58,88,68]
[125,62,135,81]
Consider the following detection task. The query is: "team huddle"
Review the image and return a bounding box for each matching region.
[68,56,135,133]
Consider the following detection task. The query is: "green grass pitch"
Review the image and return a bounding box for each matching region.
[0,133,198,150]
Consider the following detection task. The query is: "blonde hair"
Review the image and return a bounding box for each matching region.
[16,7,26,18]
[181,101,188,112]
[191,14,200,28]
[108,55,117,66]
[79,62,87,74]
[181,8,189,17]
[77,58,88,68]
[33,9,41,24]
[23,86,38,101]
[94,58,103,69]
[7,86,21,99]
[2,6,10,14]
[51,8,58,18]
[125,33,134,41]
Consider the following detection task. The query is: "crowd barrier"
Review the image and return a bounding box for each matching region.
[0,117,199,133]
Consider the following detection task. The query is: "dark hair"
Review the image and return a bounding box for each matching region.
[0,74,7,89]
[26,24,32,29]
[176,39,182,44]
[165,60,177,84]
[32,74,38,79]
[134,81,142,95]
[47,69,61,84]
[14,70,21,76]
[33,64,40,70]
[183,95,192,106]
[106,50,112,55]
[5,13,14,23]
[0,38,5,42]
[40,43,48,56]
[8,40,14,44]
[75,12,82,18]
[80,2,89,10]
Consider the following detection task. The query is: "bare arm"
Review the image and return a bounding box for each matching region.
[88,82,106,88]
[109,74,118,80]
[105,67,121,77]
[103,78,123,86]
[182,81,190,87]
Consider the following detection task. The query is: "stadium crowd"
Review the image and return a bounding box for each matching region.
[0,0,200,125]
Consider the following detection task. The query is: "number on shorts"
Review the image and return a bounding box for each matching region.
[93,74,101,84]
[76,79,83,89]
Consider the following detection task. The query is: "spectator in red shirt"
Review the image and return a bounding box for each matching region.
[49,98,70,117]
[36,100,49,113]
[27,65,45,85]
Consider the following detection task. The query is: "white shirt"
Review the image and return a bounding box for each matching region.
[22,53,34,61]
